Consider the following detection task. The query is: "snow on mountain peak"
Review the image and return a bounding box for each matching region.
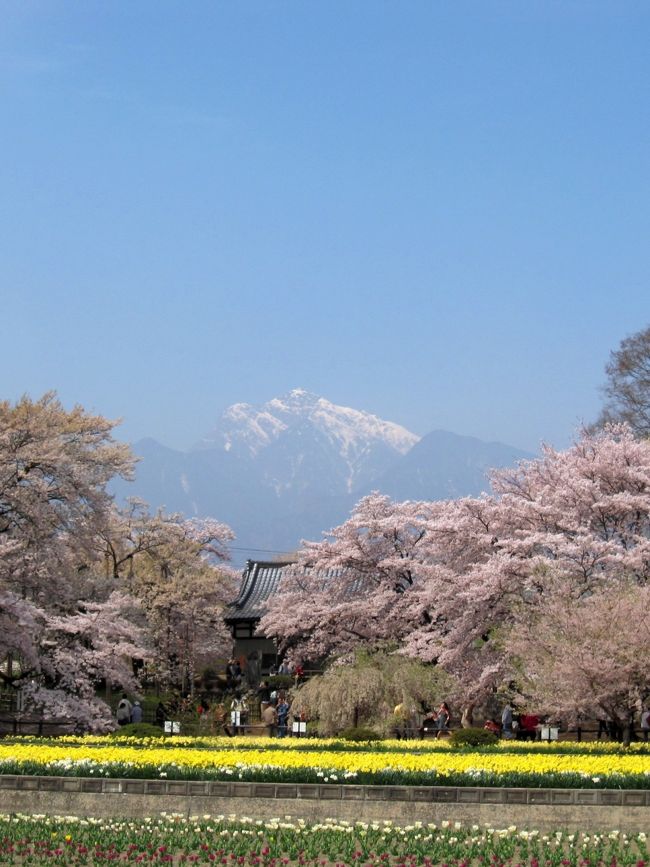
[196,401,287,455]
[310,395,418,457]
[267,388,320,413]
[197,390,419,471]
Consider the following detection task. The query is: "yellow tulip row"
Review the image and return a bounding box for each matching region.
[2,741,650,778]
[50,734,650,753]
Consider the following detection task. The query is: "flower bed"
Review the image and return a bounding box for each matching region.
[0,812,648,865]
[18,735,650,756]
[2,736,650,789]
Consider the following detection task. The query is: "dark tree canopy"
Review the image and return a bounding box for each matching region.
[597,325,650,437]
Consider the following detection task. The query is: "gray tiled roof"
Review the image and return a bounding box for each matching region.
[225,560,295,623]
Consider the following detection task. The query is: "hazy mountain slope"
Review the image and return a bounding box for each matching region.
[110,392,532,560]
[374,429,532,501]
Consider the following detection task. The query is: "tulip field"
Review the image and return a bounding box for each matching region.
[2,736,650,863]
[1,735,650,789]
[1,812,649,865]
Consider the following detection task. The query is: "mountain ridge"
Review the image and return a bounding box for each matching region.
[111,390,532,559]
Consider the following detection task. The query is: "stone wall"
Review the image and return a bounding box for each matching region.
[0,775,648,832]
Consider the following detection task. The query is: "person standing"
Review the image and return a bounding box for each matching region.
[230,693,248,734]
[257,680,271,714]
[393,702,409,739]
[501,703,514,739]
[197,699,210,729]
[212,700,233,737]
[226,658,242,691]
[155,701,167,728]
[261,701,277,737]
[116,694,132,726]
[131,701,143,724]
[435,702,451,739]
[276,696,290,737]
[641,708,650,742]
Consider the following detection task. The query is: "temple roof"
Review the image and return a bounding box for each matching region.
[224,559,295,623]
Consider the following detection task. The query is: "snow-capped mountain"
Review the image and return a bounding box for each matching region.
[195,389,419,493]
[110,390,531,560]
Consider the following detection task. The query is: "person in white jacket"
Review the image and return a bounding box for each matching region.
[116,694,132,726]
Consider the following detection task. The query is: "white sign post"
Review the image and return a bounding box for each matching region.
[540,725,558,741]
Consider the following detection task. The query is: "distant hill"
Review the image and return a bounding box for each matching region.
[111,389,532,559]
[374,429,531,501]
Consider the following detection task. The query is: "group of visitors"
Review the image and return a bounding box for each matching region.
[596,708,650,742]
[487,706,650,742]
[116,689,294,736]
[116,695,189,729]
[258,692,294,738]
[223,680,295,737]
[482,704,540,740]
[117,680,650,743]
[125,658,302,737]
[396,700,545,741]
[178,688,296,738]
[392,701,451,739]
[115,693,143,726]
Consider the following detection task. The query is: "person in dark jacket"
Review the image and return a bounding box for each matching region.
[155,701,167,728]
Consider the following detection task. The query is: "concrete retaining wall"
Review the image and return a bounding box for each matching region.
[0,776,648,832]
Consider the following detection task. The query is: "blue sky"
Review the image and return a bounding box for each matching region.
[1,1,648,453]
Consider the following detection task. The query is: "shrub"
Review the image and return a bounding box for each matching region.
[338,726,383,742]
[110,723,166,739]
[198,665,225,691]
[305,721,320,738]
[449,727,499,747]
[267,675,294,690]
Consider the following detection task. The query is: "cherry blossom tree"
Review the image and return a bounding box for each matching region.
[98,499,233,582]
[259,493,434,662]
[405,425,650,704]
[0,395,148,728]
[130,546,237,694]
[507,580,650,743]
[263,426,650,715]
[98,500,237,692]
[0,392,134,601]
[0,590,149,731]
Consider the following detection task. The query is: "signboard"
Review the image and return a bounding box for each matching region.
[164,721,180,734]
[540,725,558,741]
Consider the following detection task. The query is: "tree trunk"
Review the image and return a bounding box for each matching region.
[623,720,632,747]
[622,711,636,747]
[461,705,474,728]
